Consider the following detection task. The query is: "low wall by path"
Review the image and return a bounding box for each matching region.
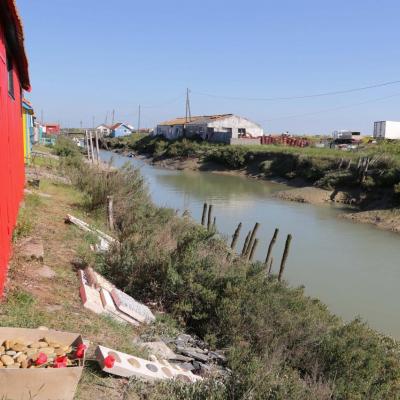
[229,138,261,145]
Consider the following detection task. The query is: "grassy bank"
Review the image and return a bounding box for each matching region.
[48,137,400,399]
[105,135,400,209]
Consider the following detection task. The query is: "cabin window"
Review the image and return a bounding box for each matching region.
[7,52,14,98]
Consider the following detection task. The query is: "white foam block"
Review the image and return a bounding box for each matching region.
[111,288,155,324]
[95,345,201,383]
[93,270,115,292]
[100,288,140,326]
[80,284,104,315]
[78,269,89,286]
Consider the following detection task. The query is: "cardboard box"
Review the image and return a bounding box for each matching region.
[0,327,86,400]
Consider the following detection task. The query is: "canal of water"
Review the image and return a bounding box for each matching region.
[101,150,400,339]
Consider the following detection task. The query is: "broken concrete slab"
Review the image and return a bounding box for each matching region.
[142,342,177,360]
[111,288,155,324]
[19,237,44,261]
[100,288,140,326]
[95,345,202,382]
[79,283,104,315]
[176,347,209,363]
[77,269,141,326]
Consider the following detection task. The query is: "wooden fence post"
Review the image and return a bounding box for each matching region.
[89,131,95,164]
[265,228,279,266]
[230,222,242,250]
[278,234,292,282]
[207,204,213,231]
[107,196,114,231]
[95,130,100,164]
[85,130,91,161]
[201,203,208,226]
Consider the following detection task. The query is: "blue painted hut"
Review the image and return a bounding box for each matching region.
[110,123,134,138]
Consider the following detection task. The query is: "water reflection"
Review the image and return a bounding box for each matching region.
[100,150,400,339]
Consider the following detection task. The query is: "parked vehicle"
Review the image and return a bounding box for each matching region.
[373,121,400,140]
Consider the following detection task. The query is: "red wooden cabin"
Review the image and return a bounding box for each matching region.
[0,0,31,296]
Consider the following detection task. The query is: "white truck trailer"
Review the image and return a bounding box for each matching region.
[373,121,400,140]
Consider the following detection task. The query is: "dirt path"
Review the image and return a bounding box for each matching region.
[2,169,147,399]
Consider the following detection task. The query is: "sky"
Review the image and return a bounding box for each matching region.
[18,0,400,134]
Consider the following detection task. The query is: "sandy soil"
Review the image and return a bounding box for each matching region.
[274,187,333,205]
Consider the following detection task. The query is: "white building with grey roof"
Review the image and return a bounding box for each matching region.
[155,114,263,144]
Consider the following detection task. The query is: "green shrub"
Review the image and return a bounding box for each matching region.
[315,170,358,190]
[53,136,82,158]
[318,320,400,399]
[209,146,249,169]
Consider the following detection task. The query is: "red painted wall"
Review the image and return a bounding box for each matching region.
[45,124,60,134]
[0,22,25,296]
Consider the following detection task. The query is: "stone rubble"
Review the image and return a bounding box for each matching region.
[19,237,44,261]
[140,333,229,378]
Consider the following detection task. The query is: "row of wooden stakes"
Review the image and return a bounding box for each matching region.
[200,203,292,282]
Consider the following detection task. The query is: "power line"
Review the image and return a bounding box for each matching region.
[192,79,400,101]
[259,92,400,122]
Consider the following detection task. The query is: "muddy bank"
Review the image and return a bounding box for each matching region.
[340,209,400,233]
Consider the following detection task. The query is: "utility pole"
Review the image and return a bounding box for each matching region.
[111,109,115,126]
[80,120,83,129]
[105,111,109,125]
[185,88,192,123]
[137,104,141,133]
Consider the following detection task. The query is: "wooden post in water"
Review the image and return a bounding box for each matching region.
[248,238,259,261]
[212,217,216,231]
[241,231,251,256]
[267,257,274,275]
[230,222,242,250]
[278,234,292,282]
[107,195,114,231]
[201,203,208,226]
[207,205,213,231]
[246,222,260,256]
[265,228,279,266]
